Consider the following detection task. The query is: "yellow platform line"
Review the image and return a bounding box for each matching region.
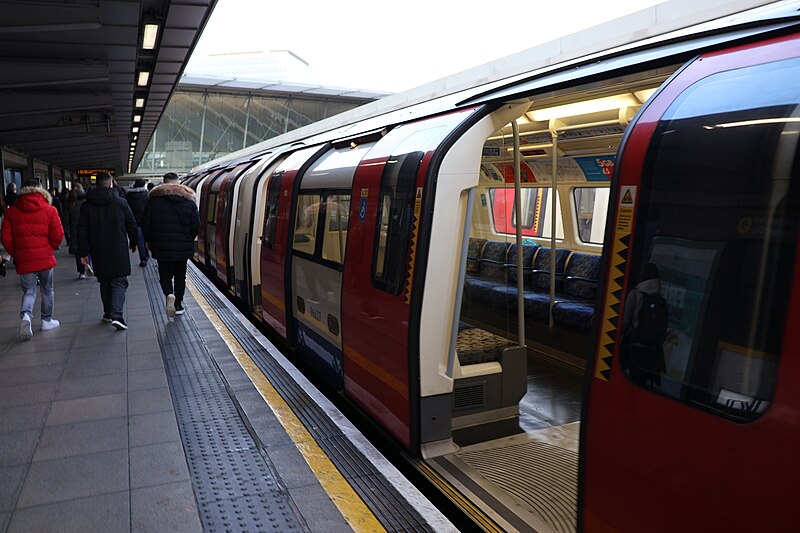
[187,279,386,533]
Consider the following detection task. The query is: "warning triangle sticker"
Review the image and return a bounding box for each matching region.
[621,189,633,204]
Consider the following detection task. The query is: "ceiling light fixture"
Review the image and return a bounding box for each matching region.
[142,24,159,50]
[133,115,141,123]
[529,93,640,122]
[137,71,150,86]
[135,98,145,108]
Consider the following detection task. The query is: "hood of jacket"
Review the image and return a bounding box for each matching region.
[635,278,660,295]
[86,185,120,206]
[15,186,52,212]
[150,183,196,203]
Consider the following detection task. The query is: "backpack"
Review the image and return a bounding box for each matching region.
[632,291,668,346]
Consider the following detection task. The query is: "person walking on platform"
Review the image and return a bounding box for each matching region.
[5,182,18,207]
[67,184,89,279]
[126,178,150,267]
[0,179,64,339]
[77,172,138,330]
[142,172,199,317]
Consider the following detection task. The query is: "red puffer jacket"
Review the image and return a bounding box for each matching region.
[0,186,64,275]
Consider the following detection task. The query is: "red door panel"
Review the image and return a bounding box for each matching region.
[583,33,800,532]
[215,162,251,287]
[341,110,475,448]
[197,169,225,268]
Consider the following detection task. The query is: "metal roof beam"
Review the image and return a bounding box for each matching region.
[0,1,101,33]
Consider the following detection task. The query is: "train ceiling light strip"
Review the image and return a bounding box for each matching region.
[528,93,641,122]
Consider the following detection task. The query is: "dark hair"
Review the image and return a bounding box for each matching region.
[22,178,41,188]
[133,178,147,188]
[6,183,16,194]
[96,172,113,185]
[163,172,179,183]
[146,182,154,191]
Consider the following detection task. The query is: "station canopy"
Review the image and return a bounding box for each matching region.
[0,0,217,175]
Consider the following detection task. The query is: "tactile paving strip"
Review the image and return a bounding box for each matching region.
[143,265,304,532]
[187,267,433,533]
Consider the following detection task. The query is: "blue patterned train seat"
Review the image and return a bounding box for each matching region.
[530,247,571,291]
[551,252,602,331]
[463,240,510,304]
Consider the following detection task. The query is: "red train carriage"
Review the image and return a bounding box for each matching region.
[185,5,800,530]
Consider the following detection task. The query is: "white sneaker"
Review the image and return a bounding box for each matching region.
[42,318,60,331]
[20,315,33,340]
[79,273,87,280]
[166,294,176,317]
[85,263,94,277]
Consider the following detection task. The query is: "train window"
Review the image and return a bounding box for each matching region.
[293,193,321,255]
[488,187,564,239]
[573,187,609,244]
[624,57,800,421]
[262,174,283,249]
[322,193,351,265]
[373,151,424,295]
[207,192,218,224]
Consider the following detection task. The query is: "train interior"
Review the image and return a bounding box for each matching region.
[427,68,679,532]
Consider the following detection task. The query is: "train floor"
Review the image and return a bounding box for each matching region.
[431,343,584,533]
[0,244,452,533]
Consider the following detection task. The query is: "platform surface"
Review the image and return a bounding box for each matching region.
[0,245,451,533]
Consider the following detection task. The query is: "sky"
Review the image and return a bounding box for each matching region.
[187,0,664,93]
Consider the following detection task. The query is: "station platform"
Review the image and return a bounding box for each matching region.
[0,245,454,533]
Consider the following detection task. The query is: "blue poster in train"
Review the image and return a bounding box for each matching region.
[575,156,615,182]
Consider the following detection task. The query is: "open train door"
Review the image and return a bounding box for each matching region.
[582,33,800,532]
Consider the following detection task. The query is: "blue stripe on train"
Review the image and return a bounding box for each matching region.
[294,320,344,389]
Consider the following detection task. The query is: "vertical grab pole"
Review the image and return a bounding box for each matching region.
[512,121,525,348]
[447,189,476,378]
[549,131,558,330]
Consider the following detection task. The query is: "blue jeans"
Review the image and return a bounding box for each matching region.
[99,276,128,320]
[20,269,54,321]
[136,226,149,262]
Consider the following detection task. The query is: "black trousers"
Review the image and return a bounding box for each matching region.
[157,259,188,304]
[99,276,128,320]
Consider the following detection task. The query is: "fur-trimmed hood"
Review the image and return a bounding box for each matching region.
[149,183,196,202]
[15,186,52,212]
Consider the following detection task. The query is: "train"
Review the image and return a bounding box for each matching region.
[179,3,800,531]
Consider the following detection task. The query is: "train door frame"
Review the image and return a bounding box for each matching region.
[197,168,226,268]
[214,161,253,288]
[244,152,290,317]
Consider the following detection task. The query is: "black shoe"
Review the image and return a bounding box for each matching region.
[102,315,112,323]
[174,302,185,315]
[139,260,147,267]
[111,318,127,330]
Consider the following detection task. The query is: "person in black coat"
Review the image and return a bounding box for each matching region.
[77,172,138,330]
[126,178,150,266]
[141,172,199,317]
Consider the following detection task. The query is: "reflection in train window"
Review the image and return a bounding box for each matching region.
[293,193,321,255]
[489,187,564,239]
[373,151,423,295]
[626,56,800,421]
[322,194,350,265]
[207,192,218,224]
[573,187,609,244]
[262,174,282,249]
